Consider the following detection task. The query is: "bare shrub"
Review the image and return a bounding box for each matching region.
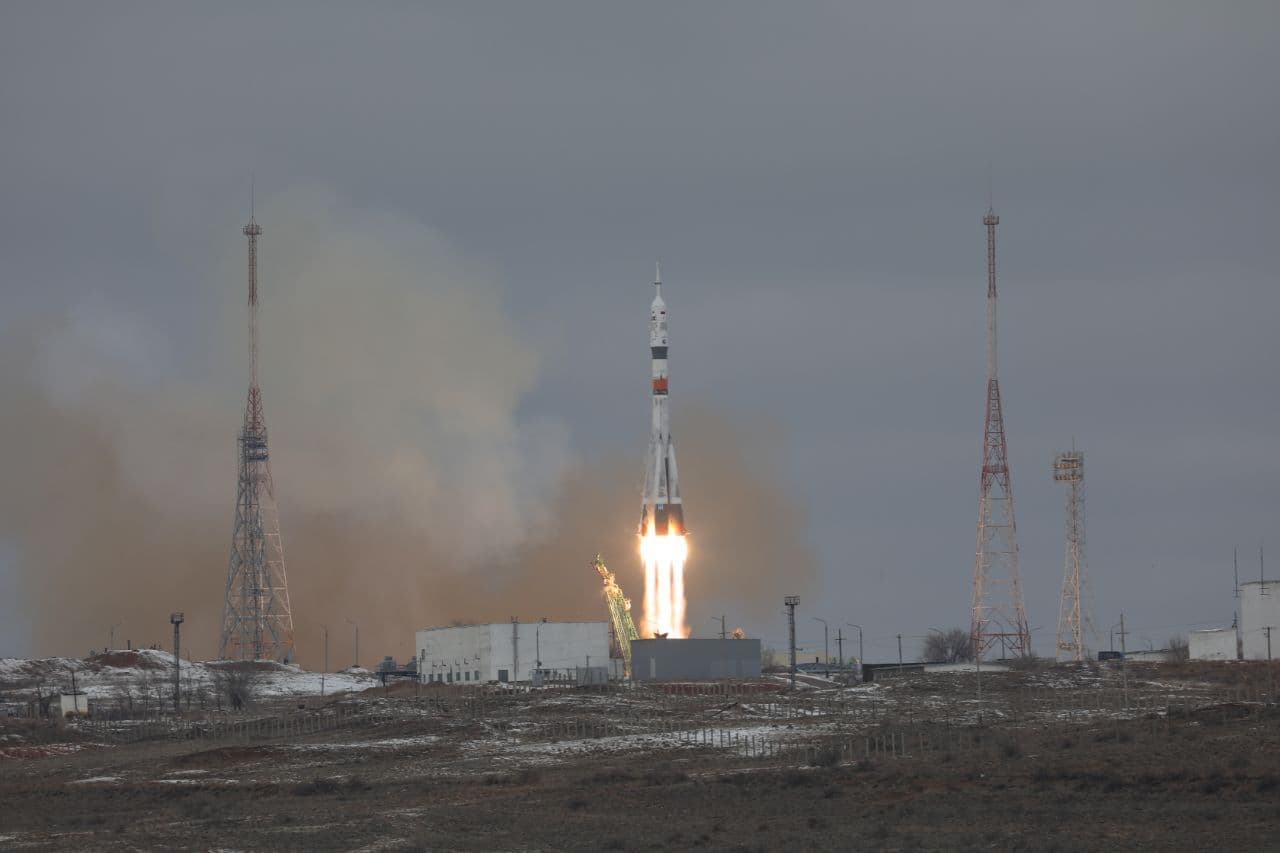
[1168,634,1190,662]
[213,664,261,711]
[921,628,973,663]
[293,777,340,796]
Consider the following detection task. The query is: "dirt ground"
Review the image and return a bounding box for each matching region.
[1,662,1277,851]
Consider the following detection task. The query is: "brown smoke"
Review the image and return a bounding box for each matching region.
[0,189,816,663]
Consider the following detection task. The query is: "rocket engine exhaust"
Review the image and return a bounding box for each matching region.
[639,263,689,638]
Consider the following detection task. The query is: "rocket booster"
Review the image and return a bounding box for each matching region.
[640,263,685,537]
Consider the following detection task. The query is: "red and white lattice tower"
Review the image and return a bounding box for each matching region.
[1053,449,1086,662]
[969,207,1031,659]
[219,204,295,662]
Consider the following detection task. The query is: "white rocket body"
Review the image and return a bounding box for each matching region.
[640,265,685,537]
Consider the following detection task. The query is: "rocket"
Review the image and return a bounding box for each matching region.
[640,263,685,537]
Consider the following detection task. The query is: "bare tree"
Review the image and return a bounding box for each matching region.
[1168,634,1190,662]
[761,647,778,671]
[214,665,262,712]
[922,628,974,663]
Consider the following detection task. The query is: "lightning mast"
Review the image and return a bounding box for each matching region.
[219,202,295,662]
[969,207,1031,659]
[1053,448,1086,661]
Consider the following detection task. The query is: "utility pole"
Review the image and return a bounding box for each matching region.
[1119,612,1129,708]
[717,615,727,640]
[835,629,845,666]
[170,612,184,714]
[897,634,903,667]
[785,596,799,691]
[1265,626,1273,662]
[346,619,359,668]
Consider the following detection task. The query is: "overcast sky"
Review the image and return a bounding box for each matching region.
[2,2,1277,661]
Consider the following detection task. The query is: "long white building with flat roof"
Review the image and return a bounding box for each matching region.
[415,621,609,684]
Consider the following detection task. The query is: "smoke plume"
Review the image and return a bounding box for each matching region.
[0,187,815,663]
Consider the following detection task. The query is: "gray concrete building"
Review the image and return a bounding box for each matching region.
[630,638,761,681]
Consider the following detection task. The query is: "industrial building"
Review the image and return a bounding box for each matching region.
[630,638,761,681]
[415,621,609,684]
[1189,628,1238,661]
[1240,581,1280,660]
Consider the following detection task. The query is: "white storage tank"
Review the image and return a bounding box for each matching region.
[1239,581,1280,660]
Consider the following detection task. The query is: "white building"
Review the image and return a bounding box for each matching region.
[1240,581,1280,660]
[414,621,610,684]
[1189,628,1238,661]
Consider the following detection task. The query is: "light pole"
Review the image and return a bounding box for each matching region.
[108,622,122,653]
[784,596,800,691]
[845,624,864,667]
[714,615,727,640]
[170,612,184,714]
[320,623,329,697]
[346,619,359,669]
[812,617,829,665]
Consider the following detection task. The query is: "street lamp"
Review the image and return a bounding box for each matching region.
[346,619,359,669]
[845,624,864,666]
[811,617,829,665]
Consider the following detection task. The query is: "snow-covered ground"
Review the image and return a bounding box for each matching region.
[0,650,378,700]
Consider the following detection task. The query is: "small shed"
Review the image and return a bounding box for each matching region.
[59,692,88,717]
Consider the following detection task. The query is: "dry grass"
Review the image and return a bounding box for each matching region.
[2,664,1279,850]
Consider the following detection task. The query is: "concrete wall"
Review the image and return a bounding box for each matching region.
[1240,581,1280,660]
[1189,628,1238,661]
[415,622,609,683]
[630,638,762,681]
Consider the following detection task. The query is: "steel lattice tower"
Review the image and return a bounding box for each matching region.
[969,207,1031,659]
[1053,449,1086,661]
[219,208,295,662]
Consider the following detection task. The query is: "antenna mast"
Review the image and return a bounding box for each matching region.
[219,201,296,662]
[1053,449,1086,661]
[970,206,1032,659]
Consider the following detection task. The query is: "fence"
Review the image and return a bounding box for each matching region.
[76,705,371,745]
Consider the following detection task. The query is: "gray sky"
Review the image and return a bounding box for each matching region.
[2,2,1277,661]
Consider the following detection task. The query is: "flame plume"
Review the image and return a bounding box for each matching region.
[640,522,688,638]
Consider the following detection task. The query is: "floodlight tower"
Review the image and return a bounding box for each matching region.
[969,207,1031,659]
[219,202,296,662]
[1053,449,1086,661]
